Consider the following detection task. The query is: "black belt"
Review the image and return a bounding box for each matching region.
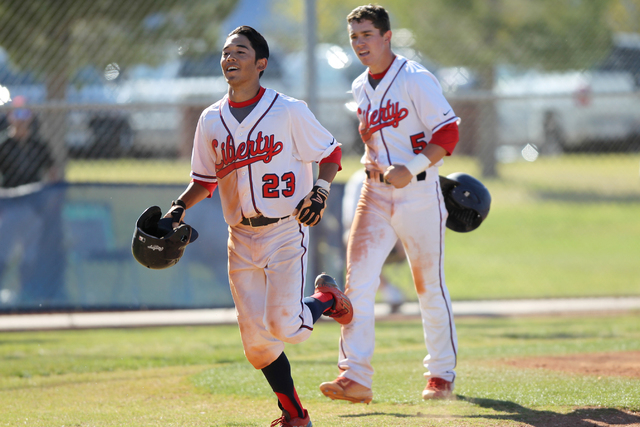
[241,215,289,227]
[365,170,426,183]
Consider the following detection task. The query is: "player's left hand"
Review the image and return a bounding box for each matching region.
[292,186,329,226]
[383,165,413,188]
[163,205,186,228]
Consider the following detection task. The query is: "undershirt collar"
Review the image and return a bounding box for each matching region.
[228,86,266,108]
[368,56,396,80]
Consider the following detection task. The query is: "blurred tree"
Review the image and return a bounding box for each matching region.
[293,0,616,71]
[392,0,616,177]
[609,0,640,33]
[0,0,235,172]
[0,0,236,97]
[392,0,612,73]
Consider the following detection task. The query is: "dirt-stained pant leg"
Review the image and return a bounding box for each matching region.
[339,168,458,388]
[393,169,458,383]
[339,180,401,389]
[228,217,313,370]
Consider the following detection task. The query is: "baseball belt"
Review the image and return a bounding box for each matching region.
[241,215,289,227]
[366,170,426,183]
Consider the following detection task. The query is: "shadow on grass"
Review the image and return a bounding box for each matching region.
[458,395,640,426]
[500,331,602,340]
[338,397,640,426]
[340,411,457,420]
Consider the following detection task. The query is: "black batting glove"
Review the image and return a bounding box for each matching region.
[292,186,329,227]
[169,206,185,225]
[163,200,187,228]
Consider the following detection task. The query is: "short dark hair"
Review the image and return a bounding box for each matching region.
[228,26,269,78]
[346,4,391,35]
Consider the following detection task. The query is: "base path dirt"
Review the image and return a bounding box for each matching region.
[504,350,640,378]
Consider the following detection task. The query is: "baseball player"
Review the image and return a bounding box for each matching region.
[164,26,352,427]
[319,4,460,403]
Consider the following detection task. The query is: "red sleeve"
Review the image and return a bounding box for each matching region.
[319,145,342,171]
[192,179,218,198]
[430,122,459,155]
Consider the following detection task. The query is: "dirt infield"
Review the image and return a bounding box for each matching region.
[478,351,640,426]
[504,350,640,378]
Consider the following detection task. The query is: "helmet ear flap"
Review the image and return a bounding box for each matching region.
[439,173,491,233]
[439,175,458,196]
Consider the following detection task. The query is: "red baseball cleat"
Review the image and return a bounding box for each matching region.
[270,409,312,427]
[314,273,353,325]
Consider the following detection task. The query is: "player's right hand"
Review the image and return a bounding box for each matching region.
[292,186,329,227]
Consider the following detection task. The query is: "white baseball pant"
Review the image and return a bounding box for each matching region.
[228,216,315,370]
[339,166,458,387]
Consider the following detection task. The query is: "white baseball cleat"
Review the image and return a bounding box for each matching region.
[422,377,454,400]
[319,376,373,404]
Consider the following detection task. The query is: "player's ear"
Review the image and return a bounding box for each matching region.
[257,58,267,72]
[384,30,392,44]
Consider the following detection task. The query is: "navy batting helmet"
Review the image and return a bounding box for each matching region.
[439,173,491,233]
[131,206,198,269]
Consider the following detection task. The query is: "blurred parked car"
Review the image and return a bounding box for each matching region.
[0,54,133,159]
[282,44,365,154]
[66,67,133,158]
[598,32,640,87]
[117,51,285,158]
[495,69,640,154]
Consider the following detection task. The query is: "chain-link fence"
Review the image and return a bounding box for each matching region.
[2,1,640,166]
[1,0,639,312]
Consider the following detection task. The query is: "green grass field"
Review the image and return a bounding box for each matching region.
[37,153,638,426]
[66,154,640,301]
[1,312,639,426]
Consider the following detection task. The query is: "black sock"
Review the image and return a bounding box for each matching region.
[261,352,304,419]
[303,295,334,323]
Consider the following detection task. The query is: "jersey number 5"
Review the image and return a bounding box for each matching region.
[410,132,427,154]
[263,172,295,198]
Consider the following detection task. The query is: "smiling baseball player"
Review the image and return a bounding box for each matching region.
[163,26,351,427]
[320,4,460,403]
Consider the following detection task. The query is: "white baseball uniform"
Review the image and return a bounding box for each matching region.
[339,55,459,388]
[191,88,340,369]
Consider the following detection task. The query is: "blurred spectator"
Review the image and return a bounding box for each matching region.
[0,97,65,308]
[0,98,55,188]
[342,169,406,313]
